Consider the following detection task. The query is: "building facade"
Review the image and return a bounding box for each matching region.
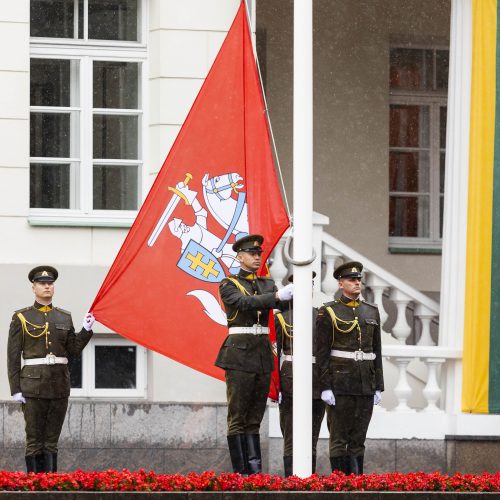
[1,0,499,474]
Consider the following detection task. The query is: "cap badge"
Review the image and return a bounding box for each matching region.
[42,271,48,276]
[351,267,357,272]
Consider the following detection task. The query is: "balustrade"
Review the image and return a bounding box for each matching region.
[269,215,460,419]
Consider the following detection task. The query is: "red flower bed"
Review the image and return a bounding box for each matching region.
[0,470,499,492]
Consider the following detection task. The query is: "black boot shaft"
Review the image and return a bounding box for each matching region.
[43,452,57,472]
[283,455,293,477]
[227,434,248,474]
[245,434,262,474]
[330,455,350,474]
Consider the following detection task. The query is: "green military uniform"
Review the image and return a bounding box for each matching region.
[275,302,325,477]
[215,234,282,474]
[7,266,93,473]
[316,262,384,475]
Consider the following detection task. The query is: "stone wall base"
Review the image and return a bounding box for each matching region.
[1,403,499,474]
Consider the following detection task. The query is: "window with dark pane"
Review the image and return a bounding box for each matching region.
[95,346,136,389]
[88,0,138,41]
[93,115,138,159]
[93,61,138,109]
[389,47,449,245]
[30,0,142,216]
[30,164,70,209]
[30,113,71,158]
[93,165,138,210]
[31,0,75,38]
[31,59,71,107]
[68,355,82,389]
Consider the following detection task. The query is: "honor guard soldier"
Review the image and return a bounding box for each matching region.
[316,261,384,475]
[215,234,294,474]
[275,272,325,477]
[7,266,95,473]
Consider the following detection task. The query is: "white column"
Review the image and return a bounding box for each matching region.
[439,0,472,417]
[292,0,314,478]
[422,358,446,413]
[389,289,412,342]
[392,357,415,412]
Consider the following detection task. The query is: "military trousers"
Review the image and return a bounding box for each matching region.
[23,397,68,456]
[279,395,325,457]
[225,369,271,435]
[326,395,373,457]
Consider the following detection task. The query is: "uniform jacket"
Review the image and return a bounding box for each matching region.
[275,305,322,399]
[215,269,279,374]
[7,302,93,398]
[316,296,384,396]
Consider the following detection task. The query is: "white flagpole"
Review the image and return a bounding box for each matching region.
[292,0,314,478]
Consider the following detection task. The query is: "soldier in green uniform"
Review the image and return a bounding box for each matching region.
[215,234,294,474]
[7,266,95,473]
[275,272,325,477]
[316,261,384,475]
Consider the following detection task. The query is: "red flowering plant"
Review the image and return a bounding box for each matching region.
[1,470,500,492]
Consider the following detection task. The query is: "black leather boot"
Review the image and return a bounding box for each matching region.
[330,456,350,474]
[350,455,363,475]
[349,456,359,474]
[43,452,57,472]
[245,434,262,474]
[312,454,317,474]
[283,455,293,477]
[227,435,248,474]
[329,456,343,473]
[35,454,45,473]
[25,455,37,473]
[343,455,352,475]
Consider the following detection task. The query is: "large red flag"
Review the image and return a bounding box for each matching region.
[91,2,289,380]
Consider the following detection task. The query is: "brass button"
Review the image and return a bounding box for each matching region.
[48,342,52,345]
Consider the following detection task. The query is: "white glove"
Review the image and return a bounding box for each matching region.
[374,390,382,405]
[277,283,294,301]
[176,182,197,205]
[13,392,26,404]
[82,312,95,331]
[321,389,336,406]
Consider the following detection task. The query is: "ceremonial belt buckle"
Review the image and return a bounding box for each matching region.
[354,350,364,361]
[253,324,263,335]
[46,353,57,365]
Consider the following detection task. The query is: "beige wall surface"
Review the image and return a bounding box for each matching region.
[256,0,451,293]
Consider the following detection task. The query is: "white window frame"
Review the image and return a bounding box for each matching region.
[389,45,448,252]
[70,334,147,398]
[29,0,148,228]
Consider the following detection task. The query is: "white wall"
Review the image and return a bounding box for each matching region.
[0,0,240,403]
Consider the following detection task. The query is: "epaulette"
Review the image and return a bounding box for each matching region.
[14,306,32,314]
[220,275,235,285]
[323,300,337,307]
[54,306,71,315]
[362,300,378,308]
[258,275,273,280]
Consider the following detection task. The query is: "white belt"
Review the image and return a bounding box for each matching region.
[228,326,270,335]
[330,349,376,361]
[24,354,68,366]
[281,354,316,364]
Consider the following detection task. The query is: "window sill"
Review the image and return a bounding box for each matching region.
[389,247,442,255]
[28,212,136,228]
